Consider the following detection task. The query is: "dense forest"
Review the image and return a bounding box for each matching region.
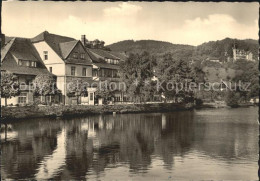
[107,40,195,60]
[107,38,258,62]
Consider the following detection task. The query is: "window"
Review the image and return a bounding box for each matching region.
[115,96,120,102]
[93,69,98,77]
[43,51,48,60]
[108,59,111,64]
[18,60,23,66]
[80,53,85,59]
[82,68,86,76]
[71,66,76,76]
[49,67,52,73]
[18,93,27,104]
[100,69,105,77]
[31,61,37,67]
[26,61,30,66]
[111,59,114,64]
[18,60,32,67]
[73,52,78,59]
[113,70,119,78]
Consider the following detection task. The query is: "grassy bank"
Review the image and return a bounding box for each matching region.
[1,103,193,121]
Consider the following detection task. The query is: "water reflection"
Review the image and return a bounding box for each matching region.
[1,107,258,180]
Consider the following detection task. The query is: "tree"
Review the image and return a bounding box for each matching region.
[191,59,206,83]
[225,91,240,108]
[232,60,259,101]
[1,72,20,106]
[67,79,88,105]
[119,51,156,103]
[33,74,61,104]
[95,80,115,105]
[154,53,194,103]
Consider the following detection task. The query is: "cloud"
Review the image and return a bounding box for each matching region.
[54,3,143,44]
[180,14,258,44]
[103,2,142,18]
[154,14,258,45]
[2,2,258,46]
[53,13,258,46]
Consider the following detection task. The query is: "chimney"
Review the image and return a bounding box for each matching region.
[81,35,86,46]
[1,33,5,48]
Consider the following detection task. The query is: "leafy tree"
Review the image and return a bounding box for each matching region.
[1,72,20,106]
[191,59,206,83]
[67,79,88,104]
[119,51,156,103]
[33,74,61,104]
[154,53,194,103]
[232,60,259,101]
[225,91,240,107]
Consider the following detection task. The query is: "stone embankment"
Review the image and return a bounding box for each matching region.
[1,103,194,121]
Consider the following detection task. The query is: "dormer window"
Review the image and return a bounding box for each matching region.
[31,61,37,67]
[43,51,48,60]
[18,60,37,67]
[18,60,23,66]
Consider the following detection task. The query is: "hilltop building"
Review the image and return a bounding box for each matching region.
[232,45,253,61]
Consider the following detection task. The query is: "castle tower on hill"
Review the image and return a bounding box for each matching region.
[232,41,253,61]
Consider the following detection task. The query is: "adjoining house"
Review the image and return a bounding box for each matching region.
[86,46,127,104]
[80,34,128,104]
[1,37,57,106]
[1,32,129,106]
[31,31,95,105]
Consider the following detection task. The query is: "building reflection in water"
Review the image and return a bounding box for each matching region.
[1,108,258,180]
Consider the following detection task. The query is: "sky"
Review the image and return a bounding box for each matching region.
[2,1,259,46]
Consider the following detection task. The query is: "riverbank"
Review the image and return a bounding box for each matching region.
[1,103,193,121]
[196,102,257,109]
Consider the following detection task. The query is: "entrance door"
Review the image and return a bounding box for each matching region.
[89,93,94,105]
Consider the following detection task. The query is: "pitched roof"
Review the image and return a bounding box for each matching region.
[31,31,76,59]
[31,31,93,65]
[59,40,79,59]
[1,37,53,76]
[88,48,120,60]
[5,36,14,44]
[2,66,52,76]
[1,38,15,62]
[108,51,128,61]
[85,48,105,63]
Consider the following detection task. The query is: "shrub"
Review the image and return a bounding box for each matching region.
[195,99,203,106]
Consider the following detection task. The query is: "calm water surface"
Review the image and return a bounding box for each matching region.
[1,107,258,180]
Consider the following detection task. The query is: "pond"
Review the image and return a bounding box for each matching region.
[1,107,258,180]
